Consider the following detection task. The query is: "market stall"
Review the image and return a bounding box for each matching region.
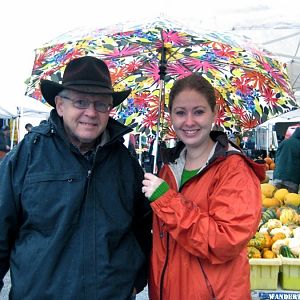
[250,108,300,162]
[0,97,51,144]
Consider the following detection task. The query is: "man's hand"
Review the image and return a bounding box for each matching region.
[142,173,164,198]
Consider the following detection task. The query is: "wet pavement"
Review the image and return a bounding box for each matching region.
[0,273,9,300]
[137,286,149,300]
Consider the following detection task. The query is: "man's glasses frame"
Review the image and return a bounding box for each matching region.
[60,96,113,113]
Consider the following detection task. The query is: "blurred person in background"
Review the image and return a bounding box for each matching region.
[273,127,300,193]
[25,123,33,133]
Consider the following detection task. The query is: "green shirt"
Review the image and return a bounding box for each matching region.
[180,168,199,186]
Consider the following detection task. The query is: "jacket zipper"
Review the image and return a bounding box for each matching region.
[87,169,92,179]
[197,258,217,300]
[159,233,169,300]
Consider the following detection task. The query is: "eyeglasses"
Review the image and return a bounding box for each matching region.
[60,96,113,113]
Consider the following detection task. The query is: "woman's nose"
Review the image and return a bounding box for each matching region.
[184,113,195,125]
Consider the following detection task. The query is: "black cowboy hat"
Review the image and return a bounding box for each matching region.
[40,56,131,108]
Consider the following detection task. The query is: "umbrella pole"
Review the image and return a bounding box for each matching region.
[152,80,165,174]
[11,118,16,149]
[152,44,167,174]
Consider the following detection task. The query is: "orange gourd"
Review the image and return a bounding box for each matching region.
[263,233,273,249]
[262,249,276,259]
[262,197,281,208]
[271,232,286,245]
[269,162,276,170]
[264,157,273,165]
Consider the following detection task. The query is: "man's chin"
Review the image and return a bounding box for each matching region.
[78,137,97,144]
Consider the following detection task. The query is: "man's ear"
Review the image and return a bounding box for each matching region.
[55,96,64,117]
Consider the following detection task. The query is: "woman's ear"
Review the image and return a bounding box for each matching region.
[213,104,218,122]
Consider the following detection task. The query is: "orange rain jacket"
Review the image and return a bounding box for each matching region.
[149,132,265,300]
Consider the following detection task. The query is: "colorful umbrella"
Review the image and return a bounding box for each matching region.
[26,17,298,140]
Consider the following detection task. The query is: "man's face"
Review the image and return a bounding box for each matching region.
[55,90,113,152]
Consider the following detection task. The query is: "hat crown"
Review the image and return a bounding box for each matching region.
[62,56,112,90]
[40,56,131,108]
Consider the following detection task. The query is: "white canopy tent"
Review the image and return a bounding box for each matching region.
[254,108,300,154]
[0,97,52,145]
[258,108,300,127]
[0,97,51,119]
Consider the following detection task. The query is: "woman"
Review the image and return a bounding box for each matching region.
[142,74,265,300]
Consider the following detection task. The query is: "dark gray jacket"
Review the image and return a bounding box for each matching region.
[273,127,300,184]
[0,110,152,300]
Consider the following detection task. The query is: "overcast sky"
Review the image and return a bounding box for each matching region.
[0,0,299,102]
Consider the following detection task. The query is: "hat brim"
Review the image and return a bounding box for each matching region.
[40,80,131,108]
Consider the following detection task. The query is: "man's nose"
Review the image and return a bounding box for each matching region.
[84,103,98,114]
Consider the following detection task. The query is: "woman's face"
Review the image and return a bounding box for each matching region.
[170,88,216,149]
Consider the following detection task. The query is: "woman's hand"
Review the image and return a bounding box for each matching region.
[142,173,164,198]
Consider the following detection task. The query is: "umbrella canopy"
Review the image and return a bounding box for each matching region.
[26,17,298,139]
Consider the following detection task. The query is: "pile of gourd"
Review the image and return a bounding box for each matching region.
[261,183,300,208]
[247,183,300,259]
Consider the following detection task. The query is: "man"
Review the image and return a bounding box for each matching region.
[273,127,300,193]
[0,56,152,299]
[0,125,11,159]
